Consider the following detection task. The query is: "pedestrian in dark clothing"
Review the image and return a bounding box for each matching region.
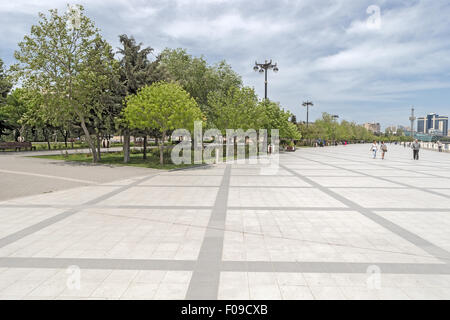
[381,142,388,160]
[411,139,420,160]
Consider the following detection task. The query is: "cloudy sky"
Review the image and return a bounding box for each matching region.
[1,0,450,128]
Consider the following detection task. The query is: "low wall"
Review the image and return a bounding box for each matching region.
[420,142,450,153]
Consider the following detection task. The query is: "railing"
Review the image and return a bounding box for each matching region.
[419,142,450,153]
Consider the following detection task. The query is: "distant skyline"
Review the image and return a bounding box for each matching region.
[1,0,450,129]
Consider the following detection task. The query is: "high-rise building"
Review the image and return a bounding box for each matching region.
[427,113,448,136]
[417,117,426,133]
[363,122,381,134]
[414,113,448,136]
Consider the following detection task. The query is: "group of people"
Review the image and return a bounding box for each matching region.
[370,139,421,160]
[314,140,349,147]
[370,141,388,160]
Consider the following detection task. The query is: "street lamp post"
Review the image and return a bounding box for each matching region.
[253,60,279,100]
[332,114,339,146]
[302,101,314,127]
[409,107,416,140]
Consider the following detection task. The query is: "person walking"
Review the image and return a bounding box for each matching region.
[370,140,378,159]
[381,142,388,160]
[438,141,443,153]
[412,139,420,160]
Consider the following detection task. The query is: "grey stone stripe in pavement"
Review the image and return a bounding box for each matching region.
[0,208,79,249]
[280,162,450,264]
[227,206,352,211]
[229,206,450,212]
[0,174,159,249]
[0,257,195,271]
[132,185,221,188]
[158,174,224,177]
[185,165,231,300]
[133,185,316,189]
[220,261,450,275]
[1,256,449,275]
[95,205,214,210]
[293,153,450,201]
[3,203,448,213]
[372,208,450,213]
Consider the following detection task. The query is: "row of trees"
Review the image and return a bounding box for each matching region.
[294,113,412,144]
[296,113,375,143]
[0,5,300,164]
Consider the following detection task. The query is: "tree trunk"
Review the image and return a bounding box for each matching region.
[60,129,69,149]
[78,114,97,163]
[64,131,68,148]
[143,135,147,160]
[42,129,51,150]
[123,132,130,163]
[96,133,101,161]
[159,133,165,165]
[123,129,130,163]
[32,128,37,142]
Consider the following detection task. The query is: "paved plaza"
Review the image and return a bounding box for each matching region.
[0,148,155,201]
[0,144,450,300]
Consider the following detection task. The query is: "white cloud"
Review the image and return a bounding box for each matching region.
[1,0,450,126]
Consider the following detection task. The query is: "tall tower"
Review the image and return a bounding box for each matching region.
[409,107,416,139]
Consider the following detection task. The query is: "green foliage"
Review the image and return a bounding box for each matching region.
[114,34,169,162]
[0,59,11,103]
[207,86,261,131]
[124,81,203,164]
[160,48,242,125]
[125,81,203,133]
[298,112,375,143]
[0,59,13,137]
[259,100,301,140]
[116,34,167,98]
[0,89,28,137]
[13,5,117,161]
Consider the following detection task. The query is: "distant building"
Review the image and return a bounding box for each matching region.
[417,113,448,136]
[417,117,426,133]
[386,125,411,135]
[399,125,410,133]
[363,122,381,134]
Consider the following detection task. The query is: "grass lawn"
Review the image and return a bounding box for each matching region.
[32,145,285,169]
[32,151,202,170]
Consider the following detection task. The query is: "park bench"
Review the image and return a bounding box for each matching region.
[0,141,35,151]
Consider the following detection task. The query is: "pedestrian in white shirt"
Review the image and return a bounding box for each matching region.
[370,141,378,159]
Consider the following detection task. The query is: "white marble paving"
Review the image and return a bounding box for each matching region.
[1,144,450,299]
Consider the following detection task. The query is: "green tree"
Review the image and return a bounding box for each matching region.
[115,34,168,162]
[13,5,116,162]
[298,113,374,144]
[18,89,57,149]
[260,100,301,141]
[207,86,261,132]
[0,58,13,138]
[1,89,30,141]
[290,115,297,124]
[124,82,203,165]
[160,48,241,126]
